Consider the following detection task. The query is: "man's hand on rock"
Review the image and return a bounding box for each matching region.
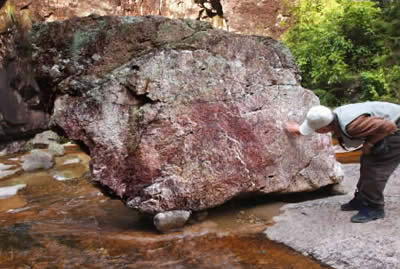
[285,121,301,136]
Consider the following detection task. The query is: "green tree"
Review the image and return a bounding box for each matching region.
[284,0,398,106]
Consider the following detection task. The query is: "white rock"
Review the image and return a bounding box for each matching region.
[7,206,31,213]
[62,158,81,165]
[153,210,191,233]
[21,150,54,172]
[48,142,65,157]
[30,130,60,146]
[0,184,26,199]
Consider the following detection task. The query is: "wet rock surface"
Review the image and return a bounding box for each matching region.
[0,148,330,269]
[26,15,343,214]
[265,164,400,269]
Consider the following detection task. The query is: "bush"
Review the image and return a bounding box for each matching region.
[283,0,400,106]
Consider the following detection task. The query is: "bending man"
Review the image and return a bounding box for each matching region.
[286,101,400,223]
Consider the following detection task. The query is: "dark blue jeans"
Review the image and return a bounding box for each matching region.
[357,129,400,208]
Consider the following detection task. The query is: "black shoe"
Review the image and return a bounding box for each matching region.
[340,197,364,211]
[351,207,385,223]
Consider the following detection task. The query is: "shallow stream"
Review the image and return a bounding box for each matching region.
[0,146,332,268]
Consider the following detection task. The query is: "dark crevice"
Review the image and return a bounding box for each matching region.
[250,106,264,113]
[75,139,90,155]
[92,181,121,200]
[43,12,54,19]
[20,3,32,10]
[195,0,224,20]
[0,0,6,10]
[50,124,69,141]
[131,65,140,71]
[35,77,57,113]
[0,128,47,143]
[123,82,157,107]
[135,93,157,106]
[50,125,91,155]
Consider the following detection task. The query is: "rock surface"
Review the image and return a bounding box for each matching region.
[29,130,60,147]
[265,163,400,269]
[48,142,65,157]
[23,15,344,214]
[0,140,28,156]
[0,19,50,146]
[4,0,294,39]
[21,149,54,172]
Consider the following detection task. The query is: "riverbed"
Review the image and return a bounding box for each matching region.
[0,146,332,268]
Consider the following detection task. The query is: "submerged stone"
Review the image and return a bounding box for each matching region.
[153,210,192,233]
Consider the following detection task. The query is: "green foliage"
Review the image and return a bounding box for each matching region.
[283,0,400,106]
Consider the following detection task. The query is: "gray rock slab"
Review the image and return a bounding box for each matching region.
[265,163,400,269]
[30,130,60,146]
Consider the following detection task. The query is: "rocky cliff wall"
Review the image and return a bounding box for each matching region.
[3,0,294,39]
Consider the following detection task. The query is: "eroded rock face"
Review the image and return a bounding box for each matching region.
[6,0,294,39]
[29,16,344,214]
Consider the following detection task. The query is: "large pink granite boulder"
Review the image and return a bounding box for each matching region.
[29,16,344,214]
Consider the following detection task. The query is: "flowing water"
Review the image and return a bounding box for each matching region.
[0,146,332,269]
